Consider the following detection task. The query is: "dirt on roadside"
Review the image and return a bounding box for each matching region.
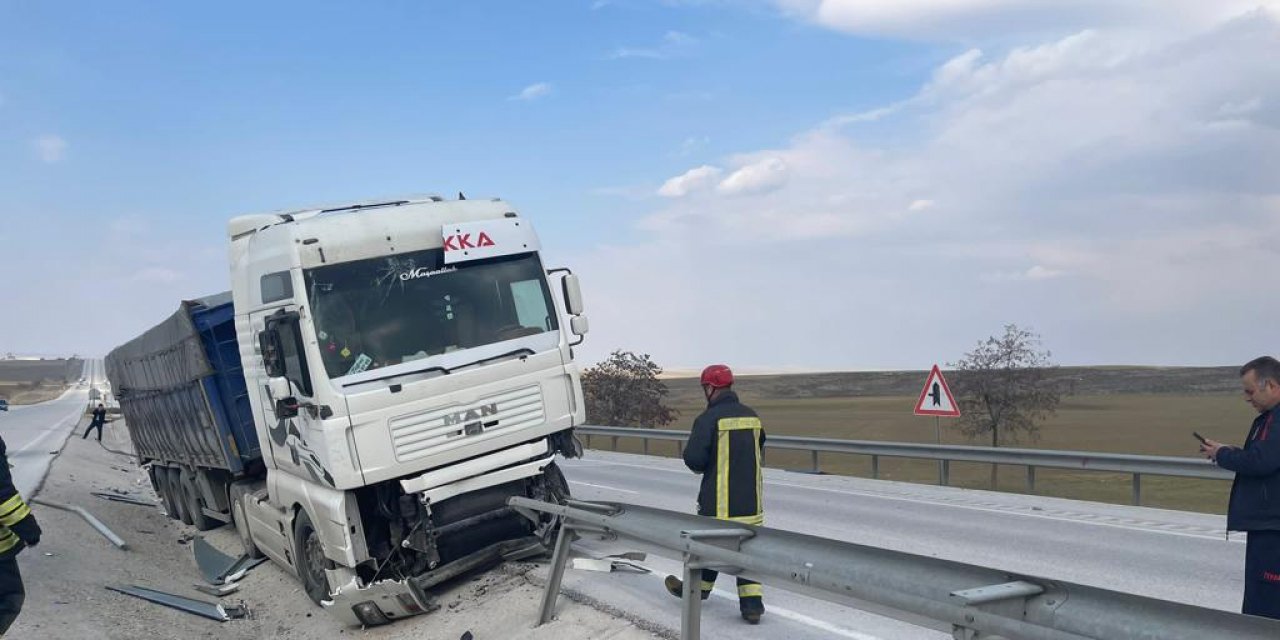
[8,420,662,640]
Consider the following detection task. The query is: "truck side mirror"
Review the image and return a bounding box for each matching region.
[561,274,584,316]
[569,316,588,346]
[259,329,286,378]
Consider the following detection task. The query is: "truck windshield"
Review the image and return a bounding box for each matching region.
[304,249,558,379]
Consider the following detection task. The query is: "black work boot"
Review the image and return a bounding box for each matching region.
[664,575,710,600]
[740,597,764,624]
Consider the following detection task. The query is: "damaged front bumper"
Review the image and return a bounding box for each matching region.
[321,535,549,627]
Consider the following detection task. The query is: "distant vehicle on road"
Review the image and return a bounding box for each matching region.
[0,399,8,411]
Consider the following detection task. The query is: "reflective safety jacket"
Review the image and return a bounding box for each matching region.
[683,391,766,525]
[0,437,41,557]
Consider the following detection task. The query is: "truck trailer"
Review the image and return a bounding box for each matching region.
[106,195,589,626]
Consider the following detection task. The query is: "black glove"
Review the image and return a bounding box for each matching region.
[11,515,40,548]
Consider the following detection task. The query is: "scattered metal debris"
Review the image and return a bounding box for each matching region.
[193,582,241,597]
[460,632,474,640]
[31,498,128,549]
[570,558,614,572]
[570,553,651,574]
[221,556,267,584]
[90,491,156,507]
[223,600,252,620]
[194,536,241,585]
[105,585,230,622]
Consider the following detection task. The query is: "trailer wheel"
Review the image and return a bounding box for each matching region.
[230,483,265,559]
[180,470,217,531]
[293,510,333,606]
[167,467,193,525]
[154,467,181,520]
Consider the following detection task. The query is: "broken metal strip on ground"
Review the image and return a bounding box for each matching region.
[31,497,128,549]
[220,556,268,584]
[90,491,158,507]
[105,585,229,622]
[193,536,241,585]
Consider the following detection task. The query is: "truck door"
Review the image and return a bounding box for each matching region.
[259,310,336,487]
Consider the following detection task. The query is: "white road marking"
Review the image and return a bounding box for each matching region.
[571,458,1238,543]
[569,480,639,495]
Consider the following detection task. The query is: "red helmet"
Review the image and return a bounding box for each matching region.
[700,364,734,389]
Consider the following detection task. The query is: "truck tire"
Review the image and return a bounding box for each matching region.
[154,466,181,520]
[230,483,265,559]
[167,467,193,525]
[293,510,333,607]
[181,470,218,531]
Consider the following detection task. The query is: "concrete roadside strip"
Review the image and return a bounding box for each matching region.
[8,416,668,639]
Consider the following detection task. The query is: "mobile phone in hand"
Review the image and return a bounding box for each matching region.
[1193,431,1208,445]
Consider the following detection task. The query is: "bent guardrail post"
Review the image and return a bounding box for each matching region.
[511,497,1280,640]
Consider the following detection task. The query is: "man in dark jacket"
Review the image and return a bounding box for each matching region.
[0,435,42,634]
[663,364,766,624]
[82,404,106,442]
[1202,356,1280,619]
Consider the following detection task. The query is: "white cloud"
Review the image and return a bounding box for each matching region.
[716,156,790,196]
[581,10,1280,369]
[609,30,698,60]
[33,135,67,163]
[509,82,552,101]
[772,0,1280,40]
[657,165,723,197]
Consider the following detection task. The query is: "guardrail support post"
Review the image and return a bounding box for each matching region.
[537,523,575,625]
[871,455,879,479]
[811,450,820,473]
[677,440,683,458]
[642,438,649,456]
[941,460,950,486]
[681,557,704,640]
[611,436,619,451]
[1132,473,1142,506]
[1027,466,1036,494]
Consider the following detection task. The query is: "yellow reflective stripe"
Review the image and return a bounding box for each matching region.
[700,581,716,591]
[0,495,23,515]
[738,583,764,598]
[717,417,761,432]
[0,503,29,527]
[0,529,18,554]
[726,513,764,526]
[716,430,730,519]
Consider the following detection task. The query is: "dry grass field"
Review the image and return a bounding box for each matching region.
[0,358,82,405]
[588,367,1258,515]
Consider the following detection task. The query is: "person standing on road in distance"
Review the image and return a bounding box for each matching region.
[1201,356,1280,620]
[663,364,767,624]
[82,404,106,442]
[0,435,42,635]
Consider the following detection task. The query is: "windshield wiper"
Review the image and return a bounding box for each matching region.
[343,365,451,388]
[450,348,535,373]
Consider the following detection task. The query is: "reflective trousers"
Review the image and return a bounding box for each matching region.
[699,568,763,611]
[0,554,24,635]
[1244,530,1280,619]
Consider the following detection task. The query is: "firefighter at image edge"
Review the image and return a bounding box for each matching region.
[664,364,767,624]
[0,435,41,637]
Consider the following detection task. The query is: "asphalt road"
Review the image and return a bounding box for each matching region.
[3,359,98,497]
[557,450,1244,640]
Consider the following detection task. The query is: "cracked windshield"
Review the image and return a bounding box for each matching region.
[306,249,557,378]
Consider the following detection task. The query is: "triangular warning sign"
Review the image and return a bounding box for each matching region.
[914,364,960,417]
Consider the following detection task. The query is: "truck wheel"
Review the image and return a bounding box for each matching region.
[167,467,193,525]
[181,471,217,531]
[293,510,333,606]
[154,467,180,520]
[230,484,265,559]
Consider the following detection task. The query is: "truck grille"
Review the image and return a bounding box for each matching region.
[390,385,545,462]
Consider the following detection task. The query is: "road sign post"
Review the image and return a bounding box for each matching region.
[914,365,960,485]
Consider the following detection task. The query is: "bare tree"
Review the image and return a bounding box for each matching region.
[582,350,678,428]
[949,325,1061,488]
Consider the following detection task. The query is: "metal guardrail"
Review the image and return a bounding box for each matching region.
[512,498,1280,640]
[576,425,1232,506]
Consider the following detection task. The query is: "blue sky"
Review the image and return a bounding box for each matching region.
[3,2,1279,370]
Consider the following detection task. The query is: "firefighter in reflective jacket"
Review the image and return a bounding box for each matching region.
[0,435,40,636]
[664,364,766,624]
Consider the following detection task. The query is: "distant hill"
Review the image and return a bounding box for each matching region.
[661,366,1241,405]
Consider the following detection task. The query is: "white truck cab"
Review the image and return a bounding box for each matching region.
[227,195,587,625]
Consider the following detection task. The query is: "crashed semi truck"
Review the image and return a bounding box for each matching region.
[105,195,589,626]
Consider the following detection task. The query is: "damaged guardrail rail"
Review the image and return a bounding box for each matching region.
[576,425,1231,506]
[509,498,1280,640]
